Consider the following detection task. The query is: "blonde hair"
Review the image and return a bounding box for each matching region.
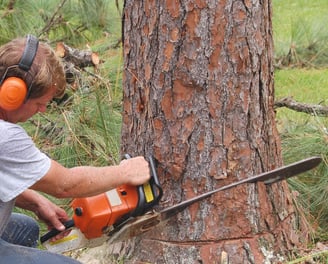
[0,36,66,99]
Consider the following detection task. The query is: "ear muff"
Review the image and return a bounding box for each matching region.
[0,77,27,110]
[0,34,39,111]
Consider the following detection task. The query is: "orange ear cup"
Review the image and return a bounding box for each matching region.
[0,77,27,110]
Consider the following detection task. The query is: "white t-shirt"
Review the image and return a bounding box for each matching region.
[0,120,51,235]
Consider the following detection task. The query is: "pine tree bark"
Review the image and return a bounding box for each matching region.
[119,0,307,263]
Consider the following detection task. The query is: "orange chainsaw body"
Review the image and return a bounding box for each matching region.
[71,184,139,239]
[40,156,162,246]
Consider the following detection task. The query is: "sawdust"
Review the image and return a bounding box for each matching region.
[69,240,136,264]
[69,241,328,263]
[69,244,108,264]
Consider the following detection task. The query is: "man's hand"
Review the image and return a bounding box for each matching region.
[35,198,71,241]
[16,189,71,241]
[119,156,151,186]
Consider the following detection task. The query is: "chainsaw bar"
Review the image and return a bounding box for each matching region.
[107,156,322,244]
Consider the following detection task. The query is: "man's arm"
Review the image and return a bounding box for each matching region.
[31,156,150,199]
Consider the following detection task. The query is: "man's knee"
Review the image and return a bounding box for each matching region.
[0,238,81,264]
[1,213,39,247]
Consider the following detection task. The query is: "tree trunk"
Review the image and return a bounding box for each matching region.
[119,0,307,263]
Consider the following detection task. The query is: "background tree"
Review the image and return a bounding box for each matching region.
[119,0,308,263]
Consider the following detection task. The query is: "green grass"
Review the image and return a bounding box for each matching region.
[273,0,328,67]
[275,68,328,102]
[273,1,328,262]
[275,68,328,128]
[273,0,328,44]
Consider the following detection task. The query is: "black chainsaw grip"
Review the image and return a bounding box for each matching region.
[123,154,163,217]
[134,155,163,216]
[40,219,75,244]
[148,155,163,204]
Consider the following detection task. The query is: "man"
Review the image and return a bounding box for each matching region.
[0,35,150,263]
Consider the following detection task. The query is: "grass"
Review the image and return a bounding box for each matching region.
[275,68,328,103]
[273,0,328,67]
[275,68,328,129]
[273,1,328,262]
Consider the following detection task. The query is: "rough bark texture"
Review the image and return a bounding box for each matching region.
[119,0,307,263]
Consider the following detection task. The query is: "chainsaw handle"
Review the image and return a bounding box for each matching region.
[40,219,75,244]
[124,154,163,216]
[148,155,163,204]
[134,155,163,216]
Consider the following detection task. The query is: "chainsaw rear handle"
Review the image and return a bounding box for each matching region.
[134,155,163,216]
[40,219,74,244]
[124,154,163,216]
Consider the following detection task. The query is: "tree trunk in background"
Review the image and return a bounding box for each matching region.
[119,0,307,263]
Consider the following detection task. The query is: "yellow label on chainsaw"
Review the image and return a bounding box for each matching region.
[48,233,79,245]
[143,183,154,203]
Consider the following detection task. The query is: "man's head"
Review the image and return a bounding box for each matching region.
[0,35,66,122]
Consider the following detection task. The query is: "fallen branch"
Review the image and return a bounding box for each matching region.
[55,42,103,91]
[56,42,100,69]
[274,97,328,116]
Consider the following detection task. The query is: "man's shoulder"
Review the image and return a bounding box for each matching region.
[0,120,22,130]
[0,120,29,144]
[0,120,26,132]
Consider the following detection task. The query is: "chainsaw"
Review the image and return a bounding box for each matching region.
[41,155,322,253]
